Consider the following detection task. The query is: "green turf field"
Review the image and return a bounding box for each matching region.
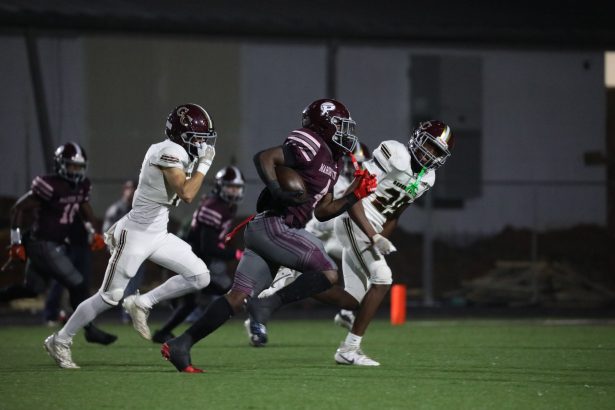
[1,318,614,409]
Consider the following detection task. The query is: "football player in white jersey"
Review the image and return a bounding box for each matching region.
[244,143,371,346]
[332,120,454,366]
[44,103,218,369]
[247,121,454,366]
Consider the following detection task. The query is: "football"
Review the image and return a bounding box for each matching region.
[275,166,307,200]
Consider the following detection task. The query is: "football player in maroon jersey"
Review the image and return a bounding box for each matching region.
[1,142,116,345]
[161,98,378,372]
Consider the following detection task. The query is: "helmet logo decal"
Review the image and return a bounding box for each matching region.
[320,102,336,116]
[177,106,192,127]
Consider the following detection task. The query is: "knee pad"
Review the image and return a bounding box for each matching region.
[99,288,125,306]
[370,265,393,285]
[188,271,211,290]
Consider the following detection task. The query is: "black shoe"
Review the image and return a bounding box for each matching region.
[161,336,198,372]
[152,329,175,344]
[84,324,118,345]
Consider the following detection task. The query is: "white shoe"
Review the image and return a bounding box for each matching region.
[122,293,151,340]
[334,343,380,366]
[44,333,79,369]
[333,310,355,330]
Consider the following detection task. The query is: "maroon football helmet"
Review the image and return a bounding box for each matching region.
[408,120,454,170]
[54,142,87,183]
[301,98,357,153]
[342,142,371,179]
[214,166,245,204]
[165,103,217,158]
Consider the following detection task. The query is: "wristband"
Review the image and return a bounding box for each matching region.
[10,228,22,245]
[84,222,96,235]
[196,161,212,176]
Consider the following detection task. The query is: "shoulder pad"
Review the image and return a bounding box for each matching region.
[373,140,410,172]
[151,140,189,167]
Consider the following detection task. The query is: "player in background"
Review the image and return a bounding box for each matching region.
[44,179,143,325]
[42,215,92,326]
[2,142,116,344]
[44,103,217,369]
[160,98,378,372]
[244,142,371,346]
[249,121,454,366]
[152,166,245,343]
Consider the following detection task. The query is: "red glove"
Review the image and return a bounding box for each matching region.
[354,168,369,178]
[90,233,106,251]
[353,173,377,199]
[9,244,26,262]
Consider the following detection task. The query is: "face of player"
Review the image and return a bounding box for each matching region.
[415,139,447,168]
[219,184,244,204]
[65,163,86,180]
[223,185,242,198]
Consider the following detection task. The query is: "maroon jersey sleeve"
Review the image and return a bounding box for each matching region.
[283,129,324,169]
[31,175,55,202]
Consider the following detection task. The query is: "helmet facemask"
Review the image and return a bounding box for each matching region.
[408,121,453,170]
[181,131,217,158]
[219,183,244,204]
[330,116,357,153]
[57,158,87,184]
[409,130,451,170]
[166,104,217,159]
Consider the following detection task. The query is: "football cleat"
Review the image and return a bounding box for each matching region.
[161,338,203,373]
[183,365,204,374]
[84,324,118,345]
[44,333,79,369]
[333,310,355,330]
[334,342,380,366]
[244,318,268,347]
[122,293,151,340]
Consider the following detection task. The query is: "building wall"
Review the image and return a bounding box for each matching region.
[0,35,606,234]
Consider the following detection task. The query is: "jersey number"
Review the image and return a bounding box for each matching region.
[371,188,410,217]
[312,180,331,208]
[59,203,80,225]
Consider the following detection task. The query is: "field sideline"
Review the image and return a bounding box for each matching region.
[1,318,614,409]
